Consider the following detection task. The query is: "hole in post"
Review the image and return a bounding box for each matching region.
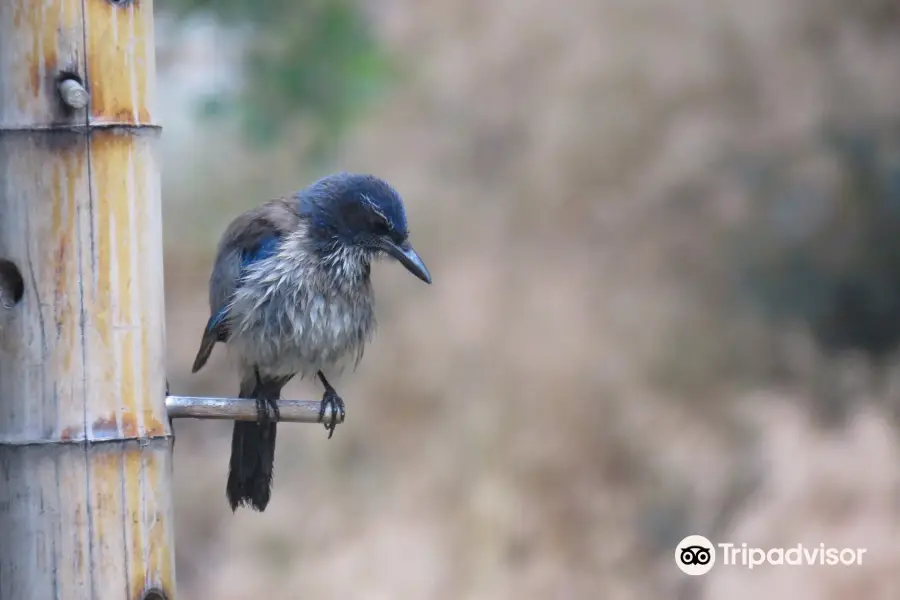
[57,71,83,85]
[141,588,168,600]
[0,259,24,308]
[109,0,134,5]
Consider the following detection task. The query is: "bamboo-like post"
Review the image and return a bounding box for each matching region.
[0,1,175,599]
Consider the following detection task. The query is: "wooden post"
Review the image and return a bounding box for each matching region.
[0,1,175,599]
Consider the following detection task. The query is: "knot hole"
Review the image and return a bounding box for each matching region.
[0,259,24,308]
[141,588,168,600]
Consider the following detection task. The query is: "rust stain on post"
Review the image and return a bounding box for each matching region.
[84,0,155,124]
[87,130,167,439]
[92,133,138,437]
[0,0,173,598]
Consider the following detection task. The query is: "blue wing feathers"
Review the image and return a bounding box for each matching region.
[241,235,280,267]
[207,234,282,334]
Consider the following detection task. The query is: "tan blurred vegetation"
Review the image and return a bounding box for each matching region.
[159,0,900,598]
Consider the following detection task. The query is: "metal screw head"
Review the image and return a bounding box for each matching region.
[57,78,89,110]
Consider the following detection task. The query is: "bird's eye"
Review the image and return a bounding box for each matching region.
[371,216,392,235]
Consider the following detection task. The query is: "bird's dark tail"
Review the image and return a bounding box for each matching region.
[226,373,291,512]
[227,420,276,512]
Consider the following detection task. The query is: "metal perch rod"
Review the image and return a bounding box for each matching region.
[165,395,343,424]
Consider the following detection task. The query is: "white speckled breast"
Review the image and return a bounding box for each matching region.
[225,233,376,378]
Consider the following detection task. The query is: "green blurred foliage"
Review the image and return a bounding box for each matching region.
[157,0,394,156]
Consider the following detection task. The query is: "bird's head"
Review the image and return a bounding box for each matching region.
[297,172,432,284]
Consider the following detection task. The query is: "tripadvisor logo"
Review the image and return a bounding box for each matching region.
[719,542,867,569]
[675,536,867,575]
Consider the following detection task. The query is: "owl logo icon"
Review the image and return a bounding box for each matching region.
[675,535,716,575]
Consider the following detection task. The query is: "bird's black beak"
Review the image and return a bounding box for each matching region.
[380,239,432,284]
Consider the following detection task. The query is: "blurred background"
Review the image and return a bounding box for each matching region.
[156,0,900,598]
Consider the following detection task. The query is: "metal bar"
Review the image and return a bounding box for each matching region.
[166,395,343,424]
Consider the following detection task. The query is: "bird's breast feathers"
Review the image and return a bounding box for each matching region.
[225,236,376,377]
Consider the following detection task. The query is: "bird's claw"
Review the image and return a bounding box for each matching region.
[252,366,280,425]
[269,396,281,421]
[255,394,280,426]
[318,390,345,439]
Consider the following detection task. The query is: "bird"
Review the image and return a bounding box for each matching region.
[190,172,432,512]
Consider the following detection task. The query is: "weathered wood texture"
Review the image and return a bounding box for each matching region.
[0,1,174,599]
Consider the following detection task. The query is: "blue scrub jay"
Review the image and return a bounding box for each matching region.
[190,172,432,512]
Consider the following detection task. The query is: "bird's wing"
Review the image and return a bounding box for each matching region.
[192,199,301,373]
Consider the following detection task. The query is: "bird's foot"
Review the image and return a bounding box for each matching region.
[254,394,281,427]
[253,367,281,426]
[318,389,345,439]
